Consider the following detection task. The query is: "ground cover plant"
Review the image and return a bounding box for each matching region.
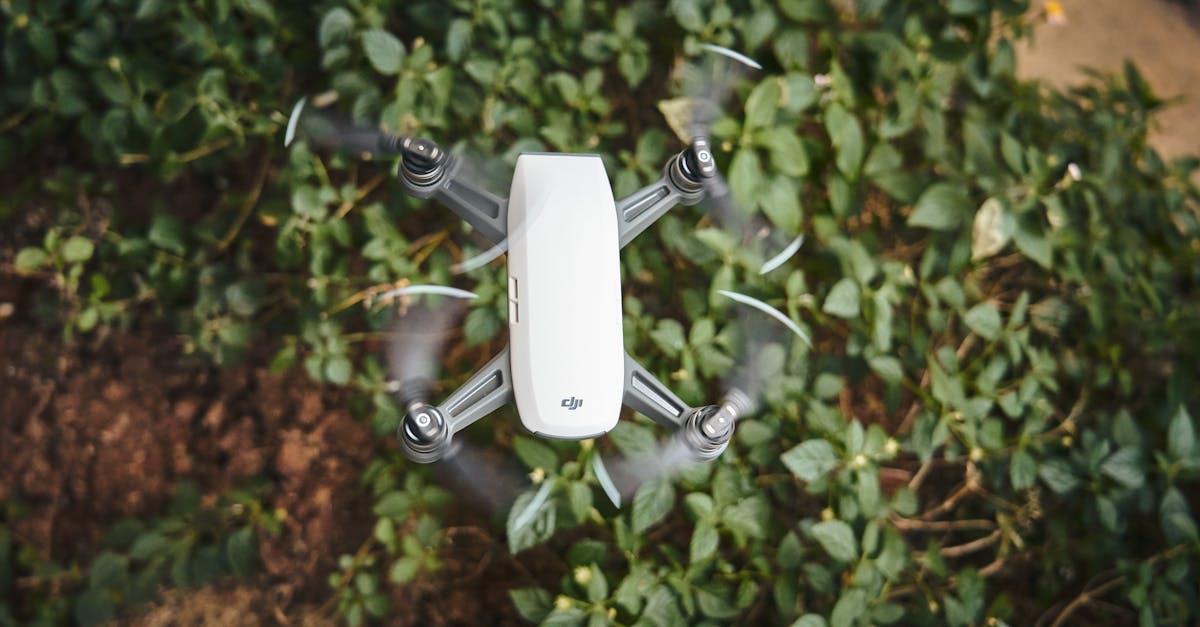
[2,0,1199,625]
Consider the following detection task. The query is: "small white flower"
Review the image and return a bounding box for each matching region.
[1067,162,1082,181]
[814,74,832,89]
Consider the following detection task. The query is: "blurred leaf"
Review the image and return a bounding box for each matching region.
[62,236,95,263]
[1168,405,1195,460]
[810,520,857,562]
[14,247,48,273]
[781,439,839,482]
[362,30,406,75]
[823,278,860,319]
[631,478,675,533]
[971,197,1013,260]
[826,103,865,179]
[1100,447,1145,489]
[909,182,969,230]
[963,303,1002,341]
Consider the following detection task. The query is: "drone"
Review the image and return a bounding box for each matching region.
[287,46,806,503]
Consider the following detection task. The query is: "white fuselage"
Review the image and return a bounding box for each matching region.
[505,154,624,439]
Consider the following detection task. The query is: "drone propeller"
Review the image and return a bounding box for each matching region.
[286,98,519,272]
[382,293,524,513]
[599,297,805,503]
[663,45,803,273]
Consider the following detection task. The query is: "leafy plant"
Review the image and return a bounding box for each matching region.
[3,0,1199,625]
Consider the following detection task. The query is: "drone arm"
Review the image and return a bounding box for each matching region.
[616,146,712,248]
[438,346,514,434]
[433,170,509,246]
[621,352,695,431]
[397,145,509,246]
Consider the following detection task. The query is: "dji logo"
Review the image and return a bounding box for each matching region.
[561,396,583,411]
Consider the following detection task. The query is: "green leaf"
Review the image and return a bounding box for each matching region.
[319,7,354,47]
[445,18,473,61]
[781,439,839,482]
[75,588,115,627]
[511,587,553,623]
[1010,449,1036,491]
[728,149,763,211]
[631,478,675,533]
[374,491,412,518]
[464,307,501,346]
[649,319,687,357]
[361,29,406,75]
[868,356,904,384]
[792,615,830,627]
[971,197,1014,260]
[745,80,780,129]
[129,531,168,561]
[761,176,803,234]
[1038,459,1079,494]
[389,556,420,584]
[1168,405,1195,460]
[513,436,559,473]
[1160,487,1199,545]
[14,247,48,273]
[761,130,810,177]
[690,521,719,563]
[226,527,255,577]
[723,498,768,540]
[1100,447,1145,489]
[830,588,867,627]
[1014,220,1052,268]
[324,356,352,385]
[810,520,858,562]
[825,103,865,179]
[89,551,127,589]
[62,236,95,263]
[909,182,969,230]
[948,0,988,15]
[823,278,861,319]
[148,213,187,254]
[963,303,1002,341]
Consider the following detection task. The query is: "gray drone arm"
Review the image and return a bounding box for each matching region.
[621,352,695,431]
[621,351,745,462]
[395,138,509,247]
[399,346,513,463]
[616,140,714,248]
[438,346,513,433]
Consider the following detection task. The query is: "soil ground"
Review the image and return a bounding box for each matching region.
[1017,0,1200,161]
[0,274,556,625]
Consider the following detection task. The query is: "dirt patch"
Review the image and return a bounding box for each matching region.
[1017,0,1200,161]
[0,271,374,607]
[0,271,563,624]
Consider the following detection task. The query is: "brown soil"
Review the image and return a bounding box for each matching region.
[1017,0,1200,161]
[0,273,555,625]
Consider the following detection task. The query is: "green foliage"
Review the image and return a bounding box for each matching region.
[0,484,274,625]
[4,0,1200,625]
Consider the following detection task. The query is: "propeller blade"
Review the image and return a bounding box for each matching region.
[284,97,403,158]
[383,295,527,513]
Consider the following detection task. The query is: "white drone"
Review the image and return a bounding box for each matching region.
[287,46,805,503]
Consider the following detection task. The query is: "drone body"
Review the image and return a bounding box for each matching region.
[507,154,624,439]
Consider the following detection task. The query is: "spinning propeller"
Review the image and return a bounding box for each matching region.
[661,45,805,274]
[382,294,524,513]
[596,306,800,505]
